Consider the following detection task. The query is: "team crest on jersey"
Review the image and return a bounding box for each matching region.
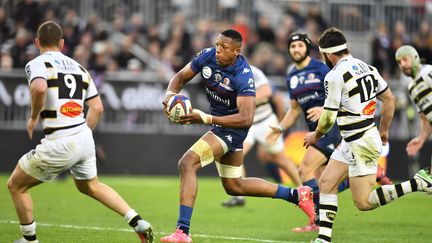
[214,73,222,82]
[202,66,212,79]
[60,101,82,118]
[290,76,299,89]
[363,101,376,115]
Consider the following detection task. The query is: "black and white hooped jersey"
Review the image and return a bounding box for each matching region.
[25,51,98,130]
[323,55,388,142]
[250,65,273,123]
[407,64,432,122]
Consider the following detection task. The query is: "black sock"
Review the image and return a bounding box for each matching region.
[23,234,37,241]
[128,215,142,227]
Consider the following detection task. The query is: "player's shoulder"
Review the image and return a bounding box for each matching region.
[194,47,214,58]
[420,64,432,77]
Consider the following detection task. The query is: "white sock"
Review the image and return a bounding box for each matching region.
[20,221,37,241]
[317,193,337,243]
[124,209,139,223]
[369,180,416,207]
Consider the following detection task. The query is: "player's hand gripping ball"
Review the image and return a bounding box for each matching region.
[167,94,192,123]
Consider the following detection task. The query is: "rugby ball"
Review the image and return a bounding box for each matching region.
[167,94,192,122]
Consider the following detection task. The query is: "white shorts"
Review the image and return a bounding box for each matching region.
[330,128,382,177]
[19,126,97,181]
[244,113,284,154]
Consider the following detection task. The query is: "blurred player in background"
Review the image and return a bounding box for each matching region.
[221,65,302,207]
[161,29,315,243]
[304,27,432,243]
[395,45,432,174]
[6,21,153,243]
[266,32,338,232]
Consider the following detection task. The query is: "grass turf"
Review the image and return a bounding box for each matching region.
[0,174,431,242]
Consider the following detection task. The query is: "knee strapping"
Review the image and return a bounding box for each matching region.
[215,161,243,178]
[190,139,214,167]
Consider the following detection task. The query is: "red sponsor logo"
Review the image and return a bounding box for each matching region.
[363,101,376,115]
[60,101,82,118]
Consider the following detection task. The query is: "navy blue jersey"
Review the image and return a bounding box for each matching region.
[191,48,256,116]
[286,59,330,131]
[191,47,256,152]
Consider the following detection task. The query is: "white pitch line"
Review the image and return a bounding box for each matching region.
[0,219,305,243]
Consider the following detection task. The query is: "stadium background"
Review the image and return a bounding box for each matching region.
[0,0,431,180]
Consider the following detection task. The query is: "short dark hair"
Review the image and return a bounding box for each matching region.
[318,27,349,56]
[221,29,243,46]
[37,21,63,47]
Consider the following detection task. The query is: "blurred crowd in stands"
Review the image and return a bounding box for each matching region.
[0,0,431,83]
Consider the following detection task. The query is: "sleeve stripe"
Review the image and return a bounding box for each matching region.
[376,86,388,97]
[29,76,46,84]
[85,94,99,102]
[324,107,339,111]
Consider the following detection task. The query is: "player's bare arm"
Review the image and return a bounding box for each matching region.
[163,63,197,114]
[376,88,395,145]
[306,106,323,122]
[266,99,301,144]
[407,113,432,156]
[304,107,338,148]
[85,95,104,130]
[27,77,47,139]
[255,83,272,102]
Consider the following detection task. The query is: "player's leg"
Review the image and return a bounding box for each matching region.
[161,131,226,242]
[7,164,43,243]
[73,177,153,243]
[313,158,348,243]
[219,150,315,224]
[221,141,251,207]
[262,132,302,187]
[71,128,153,243]
[8,137,73,243]
[256,146,283,183]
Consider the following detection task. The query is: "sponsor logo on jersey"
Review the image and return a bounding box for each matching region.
[219,78,233,91]
[297,92,319,105]
[362,101,376,115]
[202,66,212,79]
[243,68,250,74]
[204,86,230,106]
[60,100,82,118]
[248,78,255,88]
[290,76,299,89]
[25,65,31,79]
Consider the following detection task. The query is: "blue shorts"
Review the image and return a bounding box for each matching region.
[312,124,342,159]
[210,126,248,152]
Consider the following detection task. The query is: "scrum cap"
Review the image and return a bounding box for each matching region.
[288,33,312,55]
[395,45,420,70]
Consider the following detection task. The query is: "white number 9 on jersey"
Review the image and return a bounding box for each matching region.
[64,74,76,98]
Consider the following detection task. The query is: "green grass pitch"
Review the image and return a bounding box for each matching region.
[0,174,431,242]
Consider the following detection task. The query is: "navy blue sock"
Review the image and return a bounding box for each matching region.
[176,205,193,235]
[273,185,298,204]
[338,178,350,192]
[303,178,319,223]
[265,162,282,183]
